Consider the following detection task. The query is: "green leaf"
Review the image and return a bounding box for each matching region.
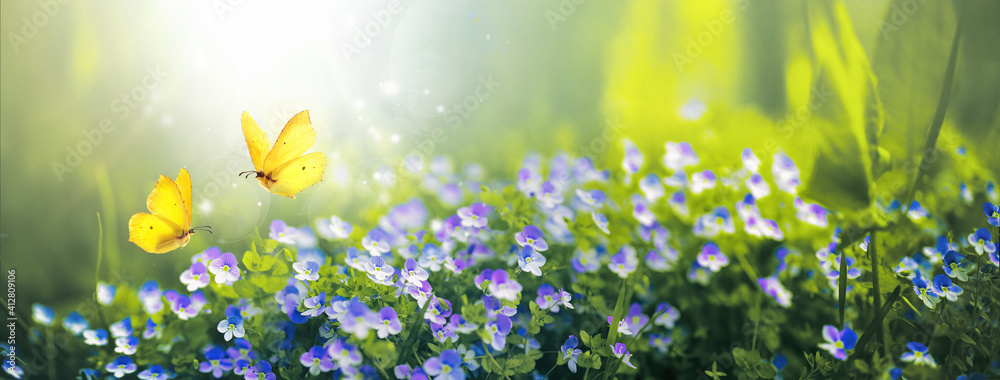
[233,280,257,299]
[242,250,262,272]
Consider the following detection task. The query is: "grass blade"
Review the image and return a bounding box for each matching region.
[854,284,902,353]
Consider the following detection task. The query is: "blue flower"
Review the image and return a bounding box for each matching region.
[431,322,457,344]
[109,317,132,338]
[269,220,299,244]
[317,215,353,239]
[96,282,116,306]
[105,356,137,378]
[943,250,974,282]
[653,302,681,328]
[668,190,689,217]
[559,335,582,372]
[62,311,88,336]
[83,328,108,346]
[968,228,997,254]
[794,198,829,227]
[300,346,336,375]
[114,336,139,355]
[244,360,276,380]
[694,206,735,237]
[293,261,320,282]
[517,167,542,196]
[31,304,53,326]
[901,342,937,367]
[610,342,636,368]
[576,189,607,208]
[341,298,378,338]
[424,349,465,380]
[419,243,449,272]
[514,225,548,252]
[932,274,963,301]
[572,248,602,273]
[518,246,547,276]
[535,284,561,312]
[302,292,327,318]
[818,325,857,360]
[365,256,395,284]
[639,174,665,202]
[590,211,610,234]
[912,276,941,309]
[180,262,210,291]
[137,364,167,380]
[327,338,363,368]
[209,252,240,284]
[142,318,160,339]
[697,242,729,272]
[199,347,233,378]
[138,280,163,314]
[758,276,792,307]
[649,332,673,354]
[217,316,245,341]
[742,148,761,172]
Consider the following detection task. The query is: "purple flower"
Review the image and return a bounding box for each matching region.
[622,139,644,175]
[424,349,465,380]
[425,296,454,325]
[668,191,688,216]
[431,322,457,344]
[758,276,792,307]
[105,356,137,378]
[537,181,564,209]
[244,360,277,380]
[327,339,362,368]
[772,152,800,194]
[633,201,656,226]
[517,168,542,196]
[110,317,133,338]
[653,302,680,329]
[457,203,491,230]
[559,288,574,310]
[697,242,729,272]
[293,261,320,282]
[401,258,429,285]
[985,202,1000,227]
[663,141,699,170]
[623,303,649,335]
[485,315,513,350]
[610,343,636,368]
[535,284,561,312]
[608,246,638,278]
[181,262,211,291]
[300,346,336,375]
[362,229,391,255]
[340,298,377,338]
[345,247,370,271]
[142,318,159,339]
[375,307,403,338]
[138,280,163,314]
[745,173,770,199]
[302,292,327,318]
[199,347,233,378]
[269,220,298,244]
[901,342,937,367]
[690,170,716,194]
[818,325,857,360]
[639,174,665,202]
[649,332,673,354]
[907,200,928,220]
[515,225,548,252]
[209,252,240,284]
[517,246,547,276]
[405,280,433,306]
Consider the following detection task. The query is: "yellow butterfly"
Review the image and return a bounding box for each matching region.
[127,168,211,253]
[239,110,327,199]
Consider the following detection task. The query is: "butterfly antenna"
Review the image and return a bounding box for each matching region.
[192,226,213,234]
[238,170,256,178]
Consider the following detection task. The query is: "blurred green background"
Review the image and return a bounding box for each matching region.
[1,0,998,313]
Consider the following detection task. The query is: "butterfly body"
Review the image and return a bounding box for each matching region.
[241,110,327,199]
[128,168,205,254]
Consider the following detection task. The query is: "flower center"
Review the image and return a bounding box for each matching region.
[222,265,230,272]
[527,238,534,245]
[834,341,843,349]
[228,323,235,330]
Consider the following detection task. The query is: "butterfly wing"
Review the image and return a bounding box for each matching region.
[146,175,189,229]
[266,152,327,198]
[175,168,193,228]
[241,111,271,173]
[127,212,189,254]
[262,110,316,175]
